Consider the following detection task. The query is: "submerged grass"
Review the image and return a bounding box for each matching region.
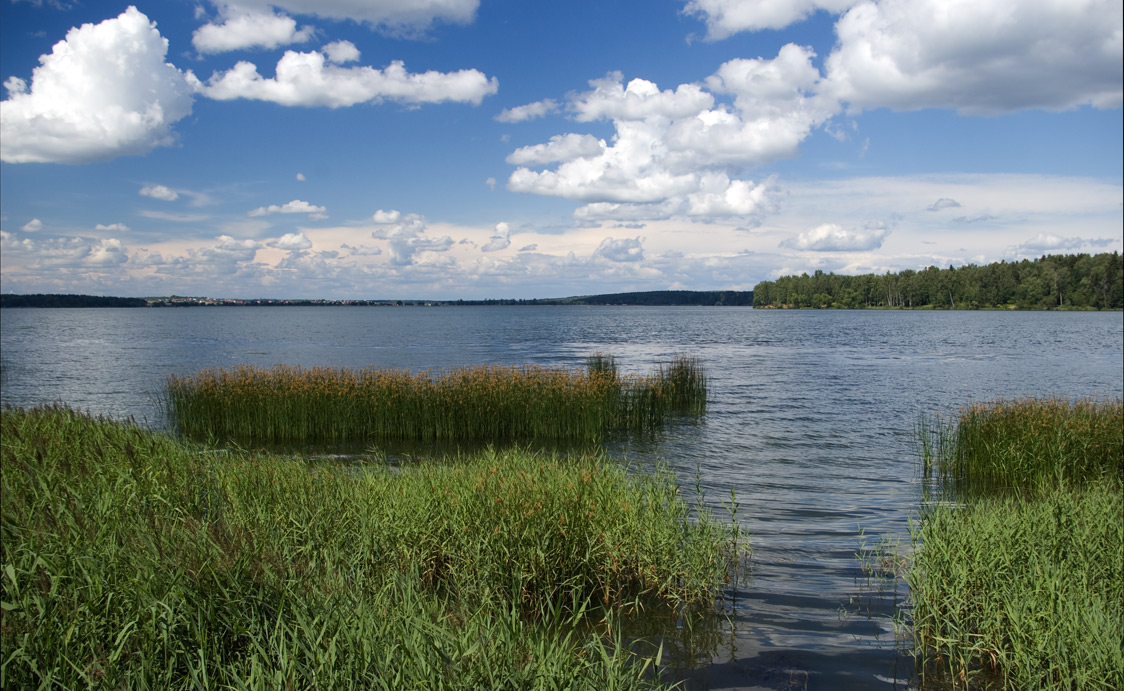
[909,397,1123,689]
[164,355,708,447]
[1,405,739,690]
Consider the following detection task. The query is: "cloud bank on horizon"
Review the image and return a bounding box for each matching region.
[1,0,1121,299]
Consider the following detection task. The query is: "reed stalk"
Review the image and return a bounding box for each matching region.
[909,397,1123,689]
[165,356,708,447]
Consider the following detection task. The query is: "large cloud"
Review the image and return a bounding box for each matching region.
[825,0,1123,113]
[1,6,197,164]
[506,46,825,221]
[202,48,498,107]
[687,0,1123,113]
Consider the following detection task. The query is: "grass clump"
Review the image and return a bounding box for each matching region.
[920,397,1122,498]
[1,405,738,690]
[909,398,1123,689]
[164,355,707,447]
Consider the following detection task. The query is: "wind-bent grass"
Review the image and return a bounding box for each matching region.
[909,398,1123,689]
[1,405,738,690]
[164,355,708,446]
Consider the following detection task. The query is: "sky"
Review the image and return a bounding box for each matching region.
[1,0,1121,300]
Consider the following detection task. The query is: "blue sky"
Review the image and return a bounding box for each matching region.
[2,0,1121,300]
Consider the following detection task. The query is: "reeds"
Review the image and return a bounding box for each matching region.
[909,397,1123,689]
[165,355,708,446]
[1,405,738,689]
[920,397,1122,498]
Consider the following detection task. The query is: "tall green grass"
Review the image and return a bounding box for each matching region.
[909,398,1123,689]
[164,355,708,446]
[1,405,738,689]
[919,397,1122,498]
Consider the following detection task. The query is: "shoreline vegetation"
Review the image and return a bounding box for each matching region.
[911,398,1123,689]
[4,346,1121,687]
[1,404,742,689]
[165,355,707,447]
[3,253,1122,311]
[753,252,1123,310]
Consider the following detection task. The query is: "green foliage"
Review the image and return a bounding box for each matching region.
[1,406,739,690]
[919,398,1123,498]
[0,293,148,308]
[909,398,1124,689]
[165,356,708,447]
[908,483,1123,690]
[752,252,1123,310]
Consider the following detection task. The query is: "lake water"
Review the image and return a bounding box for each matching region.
[2,306,1121,690]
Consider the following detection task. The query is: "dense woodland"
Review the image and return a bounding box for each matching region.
[0,294,148,308]
[752,253,1123,310]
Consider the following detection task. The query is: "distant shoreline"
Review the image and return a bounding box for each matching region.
[0,290,754,309]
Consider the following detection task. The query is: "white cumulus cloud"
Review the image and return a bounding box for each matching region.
[21,218,44,232]
[95,223,130,232]
[684,0,858,37]
[1,6,197,164]
[369,209,453,265]
[594,236,644,262]
[482,222,511,252]
[201,50,498,107]
[193,5,315,54]
[249,199,327,218]
[822,0,1123,113]
[322,40,360,64]
[140,184,179,201]
[495,99,559,122]
[782,223,891,251]
[506,134,605,166]
[269,231,313,250]
[507,48,824,222]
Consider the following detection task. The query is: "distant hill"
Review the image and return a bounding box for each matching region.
[1,290,753,308]
[536,290,752,306]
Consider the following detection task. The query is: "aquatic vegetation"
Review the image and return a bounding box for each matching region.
[909,398,1123,689]
[1,405,738,689]
[164,355,708,446]
[919,397,1122,498]
[908,483,1122,690]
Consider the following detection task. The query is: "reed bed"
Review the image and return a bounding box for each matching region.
[920,397,1122,498]
[164,355,708,446]
[909,397,1123,689]
[1,405,739,690]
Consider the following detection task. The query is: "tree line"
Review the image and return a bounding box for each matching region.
[751,252,1123,310]
[0,294,148,308]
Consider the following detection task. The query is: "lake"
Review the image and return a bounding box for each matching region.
[2,306,1121,690]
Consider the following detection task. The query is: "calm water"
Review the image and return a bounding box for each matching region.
[2,306,1121,690]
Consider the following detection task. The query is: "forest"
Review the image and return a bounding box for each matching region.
[751,252,1123,310]
[0,294,148,308]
